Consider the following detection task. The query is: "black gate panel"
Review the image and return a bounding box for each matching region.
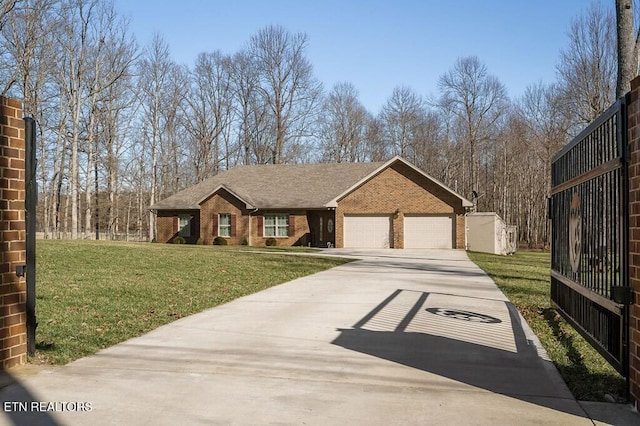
[550,99,629,375]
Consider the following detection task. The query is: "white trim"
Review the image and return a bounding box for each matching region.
[218,213,231,237]
[326,156,473,208]
[263,213,289,238]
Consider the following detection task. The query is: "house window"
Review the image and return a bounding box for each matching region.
[178,214,191,237]
[264,214,289,237]
[319,217,323,241]
[219,214,231,237]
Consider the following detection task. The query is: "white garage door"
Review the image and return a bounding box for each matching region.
[404,216,453,249]
[344,215,392,248]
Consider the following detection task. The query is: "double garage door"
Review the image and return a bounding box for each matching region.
[343,215,453,249]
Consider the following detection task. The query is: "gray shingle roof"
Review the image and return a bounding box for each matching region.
[149,161,384,210]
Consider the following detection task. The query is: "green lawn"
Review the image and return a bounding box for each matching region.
[34,240,349,365]
[33,241,626,401]
[467,250,626,402]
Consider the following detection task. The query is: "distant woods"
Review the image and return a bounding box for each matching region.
[0,0,630,246]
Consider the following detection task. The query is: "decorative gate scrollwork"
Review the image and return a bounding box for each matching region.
[550,98,630,376]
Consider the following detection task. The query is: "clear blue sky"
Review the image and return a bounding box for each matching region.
[113,0,597,114]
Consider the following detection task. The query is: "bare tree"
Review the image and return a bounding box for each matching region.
[99,79,136,240]
[0,0,21,34]
[557,2,616,128]
[249,25,322,163]
[438,56,508,201]
[160,63,189,194]
[137,33,173,242]
[228,49,271,165]
[2,0,57,236]
[318,82,369,163]
[363,116,387,162]
[184,50,233,181]
[519,82,569,245]
[410,110,447,177]
[380,86,425,160]
[82,1,136,239]
[1,0,52,108]
[53,0,98,239]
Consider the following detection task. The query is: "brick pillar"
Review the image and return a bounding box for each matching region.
[0,96,26,368]
[392,211,403,249]
[628,76,640,406]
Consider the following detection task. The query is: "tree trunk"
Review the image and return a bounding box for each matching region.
[85,127,94,239]
[616,0,636,97]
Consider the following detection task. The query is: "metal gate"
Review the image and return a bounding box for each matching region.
[550,98,630,375]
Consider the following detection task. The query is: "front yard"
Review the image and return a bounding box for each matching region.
[468,250,626,402]
[32,241,626,402]
[34,240,349,364]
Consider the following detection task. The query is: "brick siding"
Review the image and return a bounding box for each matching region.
[0,96,26,368]
[156,210,199,244]
[198,191,311,246]
[248,211,310,247]
[155,213,174,243]
[335,161,466,248]
[200,190,248,245]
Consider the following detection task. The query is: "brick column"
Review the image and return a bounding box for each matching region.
[0,96,26,368]
[392,211,403,249]
[628,76,640,406]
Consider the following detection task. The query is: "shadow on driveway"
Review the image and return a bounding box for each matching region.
[331,288,587,418]
[0,370,59,425]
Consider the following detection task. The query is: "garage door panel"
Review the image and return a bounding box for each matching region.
[344,215,391,248]
[404,216,453,249]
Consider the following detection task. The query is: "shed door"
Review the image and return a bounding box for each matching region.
[343,215,392,248]
[404,216,453,249]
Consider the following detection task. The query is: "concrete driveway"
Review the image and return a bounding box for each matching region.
[0,249,633,425]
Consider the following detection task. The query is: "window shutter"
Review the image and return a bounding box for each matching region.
[230,214,237,237]
[212,214,218,237]
[257,215,263,237]
[288,214,295,237]
[173,216,178,233]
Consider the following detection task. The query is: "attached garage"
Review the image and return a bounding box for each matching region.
[404,215,453,249]
[343,215,392,248]
[333,158,473,249]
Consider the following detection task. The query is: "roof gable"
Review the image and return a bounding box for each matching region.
[328,156,473,208]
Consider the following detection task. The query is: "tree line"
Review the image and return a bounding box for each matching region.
[0,0,629,246]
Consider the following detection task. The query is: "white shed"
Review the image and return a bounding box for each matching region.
[466,212,517,255]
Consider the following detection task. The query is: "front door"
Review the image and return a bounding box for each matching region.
[308,211,335,248]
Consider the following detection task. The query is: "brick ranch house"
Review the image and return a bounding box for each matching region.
[150,156,473,249]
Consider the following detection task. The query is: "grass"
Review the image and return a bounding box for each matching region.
[32,240,626,400]
[467,250,626,402]
[34,239,349,365]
